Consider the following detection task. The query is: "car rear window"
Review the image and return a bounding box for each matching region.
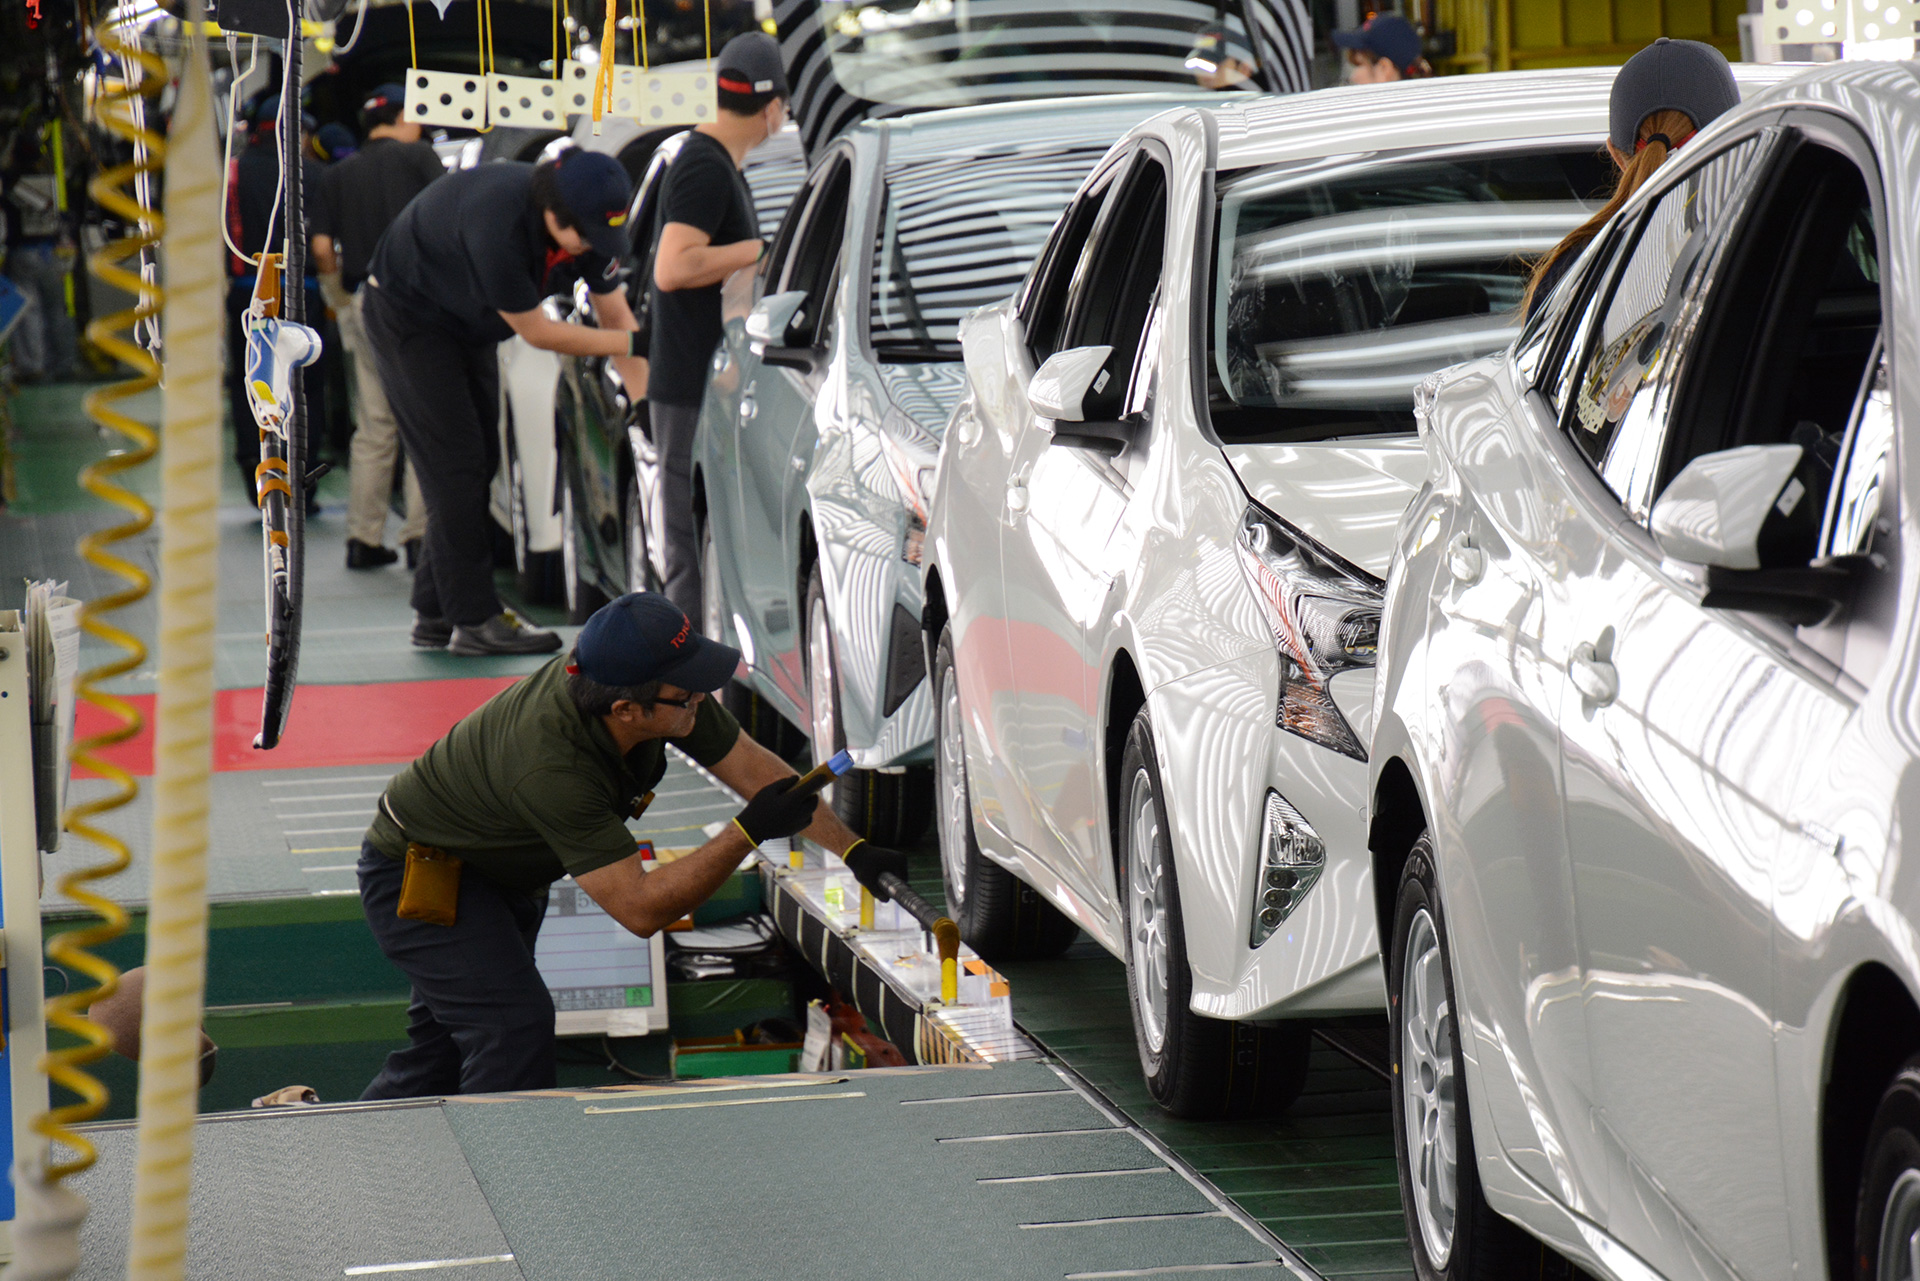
[869,142,1111,359]
[1208,144,1611,443]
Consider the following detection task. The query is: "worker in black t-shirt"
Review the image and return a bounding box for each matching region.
[310,84,441,571]
[649,32,789,622]
[226,92,330,503]
[360,149,648,657]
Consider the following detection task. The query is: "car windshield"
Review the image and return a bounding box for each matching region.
[870,142,1111,358]
[1209,144,1611,442]
[821,0,1267,108]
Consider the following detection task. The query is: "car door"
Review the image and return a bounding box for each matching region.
[726,152,852,701]
[944,162,1121,853]
[1548,124,1872,1281]
[1000,148,1167,912]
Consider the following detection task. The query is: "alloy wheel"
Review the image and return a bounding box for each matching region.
[936,661,969,908]
[807,591,840,805]
[1127,768,1171,1055]
[1401,906,1459,1267]
[1878,1169,1920,1281]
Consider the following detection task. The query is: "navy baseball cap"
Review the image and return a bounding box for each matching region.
[553,149,634,262]
[716,31,788,99]
[1608,38,1739,153]
[573,593,741,693]
[1333,14,1423,71]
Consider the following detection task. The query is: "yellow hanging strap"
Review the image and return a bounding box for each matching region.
[637,0,648,68]
[702,0,710,59]
[552,0,560,78]
[40,11,161,1195]
[629,0,638,68]
[406,0,418,68]
[474,0,496,131]
[589,0,618,132]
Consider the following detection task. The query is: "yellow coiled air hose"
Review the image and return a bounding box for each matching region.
[37,8,163,1203]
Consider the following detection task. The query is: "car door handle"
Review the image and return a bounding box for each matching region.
[1569,642,1618,707]
[1006,483,1029,514]
[1446,532,1484,585]
[740,396,756,422]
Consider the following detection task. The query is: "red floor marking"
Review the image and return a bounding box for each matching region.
[72,677,520,778]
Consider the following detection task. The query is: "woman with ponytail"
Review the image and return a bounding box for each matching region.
[1523,38,1740,318]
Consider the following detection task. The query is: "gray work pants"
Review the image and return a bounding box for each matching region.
[649,399,702,622]
[339,287,426,547]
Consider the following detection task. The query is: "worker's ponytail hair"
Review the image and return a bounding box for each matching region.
[1522,108,1696,316]
[529,158,578,232]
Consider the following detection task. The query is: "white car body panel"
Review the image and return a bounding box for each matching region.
[1372,58,1920,1281]
[494,336,563,554]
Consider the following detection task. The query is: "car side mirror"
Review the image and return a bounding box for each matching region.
[746,290,819,373]
[1651,443,1856,625]
[1029,345,1136,455]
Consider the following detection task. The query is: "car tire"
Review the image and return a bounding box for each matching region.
[510,439,564,607]
[933,622,1078,961]
[1391,832,1536,1281]
[805,565,931,847]
[1117,710,1311,1120]
[701,513,804,759]
[1855,1055,1920,1281]
[561,474,607,626]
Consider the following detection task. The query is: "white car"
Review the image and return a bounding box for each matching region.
[922,71,1631,1117]
[1370,59,1909,1281]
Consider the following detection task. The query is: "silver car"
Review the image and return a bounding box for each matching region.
[695,94,1213,843]
[1370,59,1913,1281]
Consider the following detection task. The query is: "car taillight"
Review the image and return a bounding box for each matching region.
[1234,504,1382,762]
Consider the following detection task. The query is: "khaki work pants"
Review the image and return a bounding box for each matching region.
[337,284,426,547]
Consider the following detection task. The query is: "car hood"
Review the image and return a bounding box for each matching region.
[1221,439,1428,579]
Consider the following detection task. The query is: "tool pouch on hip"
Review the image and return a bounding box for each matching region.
[398,842,462,926]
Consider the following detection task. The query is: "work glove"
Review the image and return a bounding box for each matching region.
[732,776,820,847]
[842,840,912,901]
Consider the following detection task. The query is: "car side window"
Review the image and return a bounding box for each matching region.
[761,158,826,291]
[1562,135,1768,516]
[1800,338,1897,685]
[776,156,852,348]
[1059,154,1168,423]
[1021,164,1119,367]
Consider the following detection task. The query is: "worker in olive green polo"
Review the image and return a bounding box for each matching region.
[356,591,909,1098]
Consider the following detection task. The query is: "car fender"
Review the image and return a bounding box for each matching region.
[498,335,564,553]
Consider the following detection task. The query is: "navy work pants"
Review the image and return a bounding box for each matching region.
[649,399,701,623]
[358,841,556,1099]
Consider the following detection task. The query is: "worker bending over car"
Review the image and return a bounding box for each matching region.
[356,591,910,1099]
[360,147,648,657]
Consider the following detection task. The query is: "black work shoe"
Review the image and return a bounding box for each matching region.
[404,538,422,570]
[449,610,562,657]
[411,614,453,648]
[346,539,399,570]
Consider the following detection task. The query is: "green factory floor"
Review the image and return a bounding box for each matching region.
[10,379,1412,1278]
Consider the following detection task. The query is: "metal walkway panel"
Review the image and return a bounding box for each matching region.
[70,1104,520,1279]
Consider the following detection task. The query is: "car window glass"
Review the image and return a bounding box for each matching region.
[1023,172,1115,367]
[763,153,830,291]
[1823,338,1893,561]
[1062,155,1167,422]
[1652,139,1880,563]
[780,158,852,346]
[869,141,1113,362]
[1564,136,1765,511]
[1209,144,1611,444]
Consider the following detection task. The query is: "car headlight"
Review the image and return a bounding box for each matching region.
[1234,504,1382,762]
[1251,790,1326,947]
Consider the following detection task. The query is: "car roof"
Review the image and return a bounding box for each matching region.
[860,92,1227,164]
[1208,64,1806,170]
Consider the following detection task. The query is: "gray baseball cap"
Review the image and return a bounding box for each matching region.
[716,31,788,99]
[1609,37,1739,153]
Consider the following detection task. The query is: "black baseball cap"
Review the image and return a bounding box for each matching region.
[573,592,741,692]
[552,149,633,262]
[362,83,407,118]
[1608,37,1739,152]
[1185,23,1257,73]
[716,31,788,99]
[1332,14,1423,71]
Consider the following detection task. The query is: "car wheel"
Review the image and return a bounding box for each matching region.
[804,564,932,846]
[1856,1056,1920,1281]
[1391,832,1535,1281]
[510,439,564,606]
[1117,709,1311,1119]
[561,475,607,626]
[703,514,804,759]
[933,622,1078,960]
